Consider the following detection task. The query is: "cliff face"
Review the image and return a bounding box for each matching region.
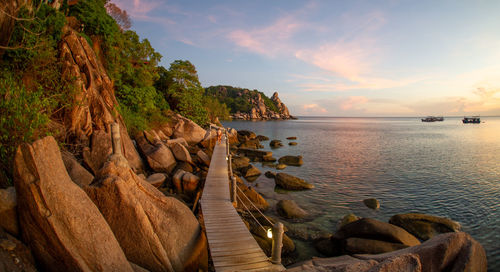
[207,85,293,120]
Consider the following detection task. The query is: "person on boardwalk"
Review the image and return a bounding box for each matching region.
[217,129,222,144]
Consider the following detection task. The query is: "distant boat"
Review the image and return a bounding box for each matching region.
[462,116,480,124]
[422,116,444,122]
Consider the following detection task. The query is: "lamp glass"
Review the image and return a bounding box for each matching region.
[267,228,273,239]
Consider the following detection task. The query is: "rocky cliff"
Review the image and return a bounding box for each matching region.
[205,85,294,120]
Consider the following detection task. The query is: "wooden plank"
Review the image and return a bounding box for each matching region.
[215,260,274,270]
[212,251,267,262]
[210,247,265,257]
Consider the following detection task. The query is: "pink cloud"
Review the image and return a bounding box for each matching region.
[340,96,369,110]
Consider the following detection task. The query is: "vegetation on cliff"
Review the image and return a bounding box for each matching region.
[205,85,279,113]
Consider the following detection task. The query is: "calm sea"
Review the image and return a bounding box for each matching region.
[223,116,500,270]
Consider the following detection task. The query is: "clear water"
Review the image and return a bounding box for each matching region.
[223,117,500,271]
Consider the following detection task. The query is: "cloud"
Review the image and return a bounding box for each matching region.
[340,96,369,110]
[298,77,421,92]
[301,104,327,114]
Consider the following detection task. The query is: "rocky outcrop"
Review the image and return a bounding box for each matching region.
[278,155,303,166]
[160,113,206,145]
[61,150,94,187]
[271,92,290,117]
[389,213,461,240]
[59,27,144,173]
[85,156,206,271]
[275,173,314,190]
[14,136,133,271]
[277,200,307,219]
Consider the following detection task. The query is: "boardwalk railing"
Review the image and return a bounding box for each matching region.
[201,126,285,271]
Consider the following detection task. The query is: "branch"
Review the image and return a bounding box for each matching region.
[0,7,36,21]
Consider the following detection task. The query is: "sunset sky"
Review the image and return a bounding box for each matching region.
[112,0,500,116]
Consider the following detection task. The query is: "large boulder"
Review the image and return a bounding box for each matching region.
[344,237,409,254]
[171,114,206,145]
[197,150,211,166]
[240,164,261,178]
[355,232,487,272]
[256,135,269,141]
[82,129,112,175]
[335,218,420,247]
[275,173,314,190]
[85,157,207,272]
[237,130,256,142]
[170,142,193,164]
[278,155,303,166]
[237,148,273,160]
[389,213,461,240]
[136,132,176,173]
[14,136,133,271]
[0,187,18,236]
[59,28,144,173]
[239,139,263,149]
[146,173,166,188]
[232,156,250,170]
[61,150,94,187]
[236,183,269,211]
[337,213,360,229]
[277,200,307,219]
[182,172,200,195]
[0,228,37,272]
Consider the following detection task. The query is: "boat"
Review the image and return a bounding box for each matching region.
[462,116,480,124]
[421,116,444,122]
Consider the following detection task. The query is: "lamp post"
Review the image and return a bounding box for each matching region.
[270,222,284,264]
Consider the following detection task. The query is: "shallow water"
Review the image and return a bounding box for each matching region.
[223,117,500,270]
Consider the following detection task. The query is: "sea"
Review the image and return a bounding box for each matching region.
[223,116,500,271]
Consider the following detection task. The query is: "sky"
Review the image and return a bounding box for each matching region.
[111,0,500,117]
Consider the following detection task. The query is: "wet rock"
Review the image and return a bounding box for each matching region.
[146,173,166,188]
[338,213,361,229]
[278,155,303,166]
[85,157,206,271]
[286,137,297,140]
[335,218,420,247]
[14,136,133,271]
[61,150,94,187]
[389,213,461,240]
[265,171,276,178]
[289,142,298,146]
[237,130,257,142]
[239,139,263,149]
[256,135,269,141]
[237,148,273,160]
[275,173,314,190]
[262,155,277,162]
[241,164,261,178]
[0,187,18,236]
[276,164,287,170]
[277,200,307,219]
[314,238,340,257]
[363,198,380,209]
[236,183,269,211]
[232,156,250,170]
[270,139,283,148]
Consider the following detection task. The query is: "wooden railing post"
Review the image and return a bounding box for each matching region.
[270,222,284,264]
[230,175,237,206]
[111,122,122,156]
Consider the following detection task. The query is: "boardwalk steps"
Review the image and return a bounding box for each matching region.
[200,136,285,271]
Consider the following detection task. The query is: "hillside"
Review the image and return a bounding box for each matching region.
[205,85,294,120]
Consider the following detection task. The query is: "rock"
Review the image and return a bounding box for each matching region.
[270,139,283,148]
[314,238,340,257]
[278,155,303,166]
[170,142,193,164]
[85,156,207,272]
[186,145,201,155]
[239,139,263,149]
[182,172,200,195]
[237,148,273,160]
[276,164,287,170]
[14,136,133,271]
[240,164,261,178]
[156,130,169,142]
[265,171,276,178]
[197,150,211,166]
[285,223,332,242]
[275,173,314,190]
[344,237,409,254]
[363,198,380,210]
[236,183,269,211]
[0,229,37,272]
[338,213,361,229]
[286,137,297,140]
[174,161,194,174]
[61,150,94,187]
[136,132,176,173]
[256,135,269,141]
[227,128,239,144]
[0,187,18,236]
[172,169,187,193]
[82,130,112,175]
[289,142,298,146]
[389,213,461,240]
[166,137,189,147]
[146,173,166,188]
[335,218,420,247]
[271,92,291,118]
[59,28,144,173]
[138,173,146,180]
[232,156,250,170]
[277,200,307,219]
[171,114,206,145]
[237,130,256,142]
[355,232,487,272]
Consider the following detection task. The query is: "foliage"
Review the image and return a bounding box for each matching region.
[0,70,50,185]
[155,60,209,125]
[105,2,131,30]
[205,85,280,114]
[203,96,231,122]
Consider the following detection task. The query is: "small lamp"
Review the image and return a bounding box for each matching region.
[267,228,273,239]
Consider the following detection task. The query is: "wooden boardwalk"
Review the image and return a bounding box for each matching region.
[200,136,285,272]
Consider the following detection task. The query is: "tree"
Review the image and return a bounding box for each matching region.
[105,2,131,30]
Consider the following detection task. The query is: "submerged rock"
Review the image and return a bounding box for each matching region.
[389,213,461,240]
[277,200,308,219]
[275,173,314,190]
[256,135,269,141]
[363,198,380,210]
[289,142,298,146]
[270,139,283,148]
[337,213,361,229]
[278,155,303,166]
